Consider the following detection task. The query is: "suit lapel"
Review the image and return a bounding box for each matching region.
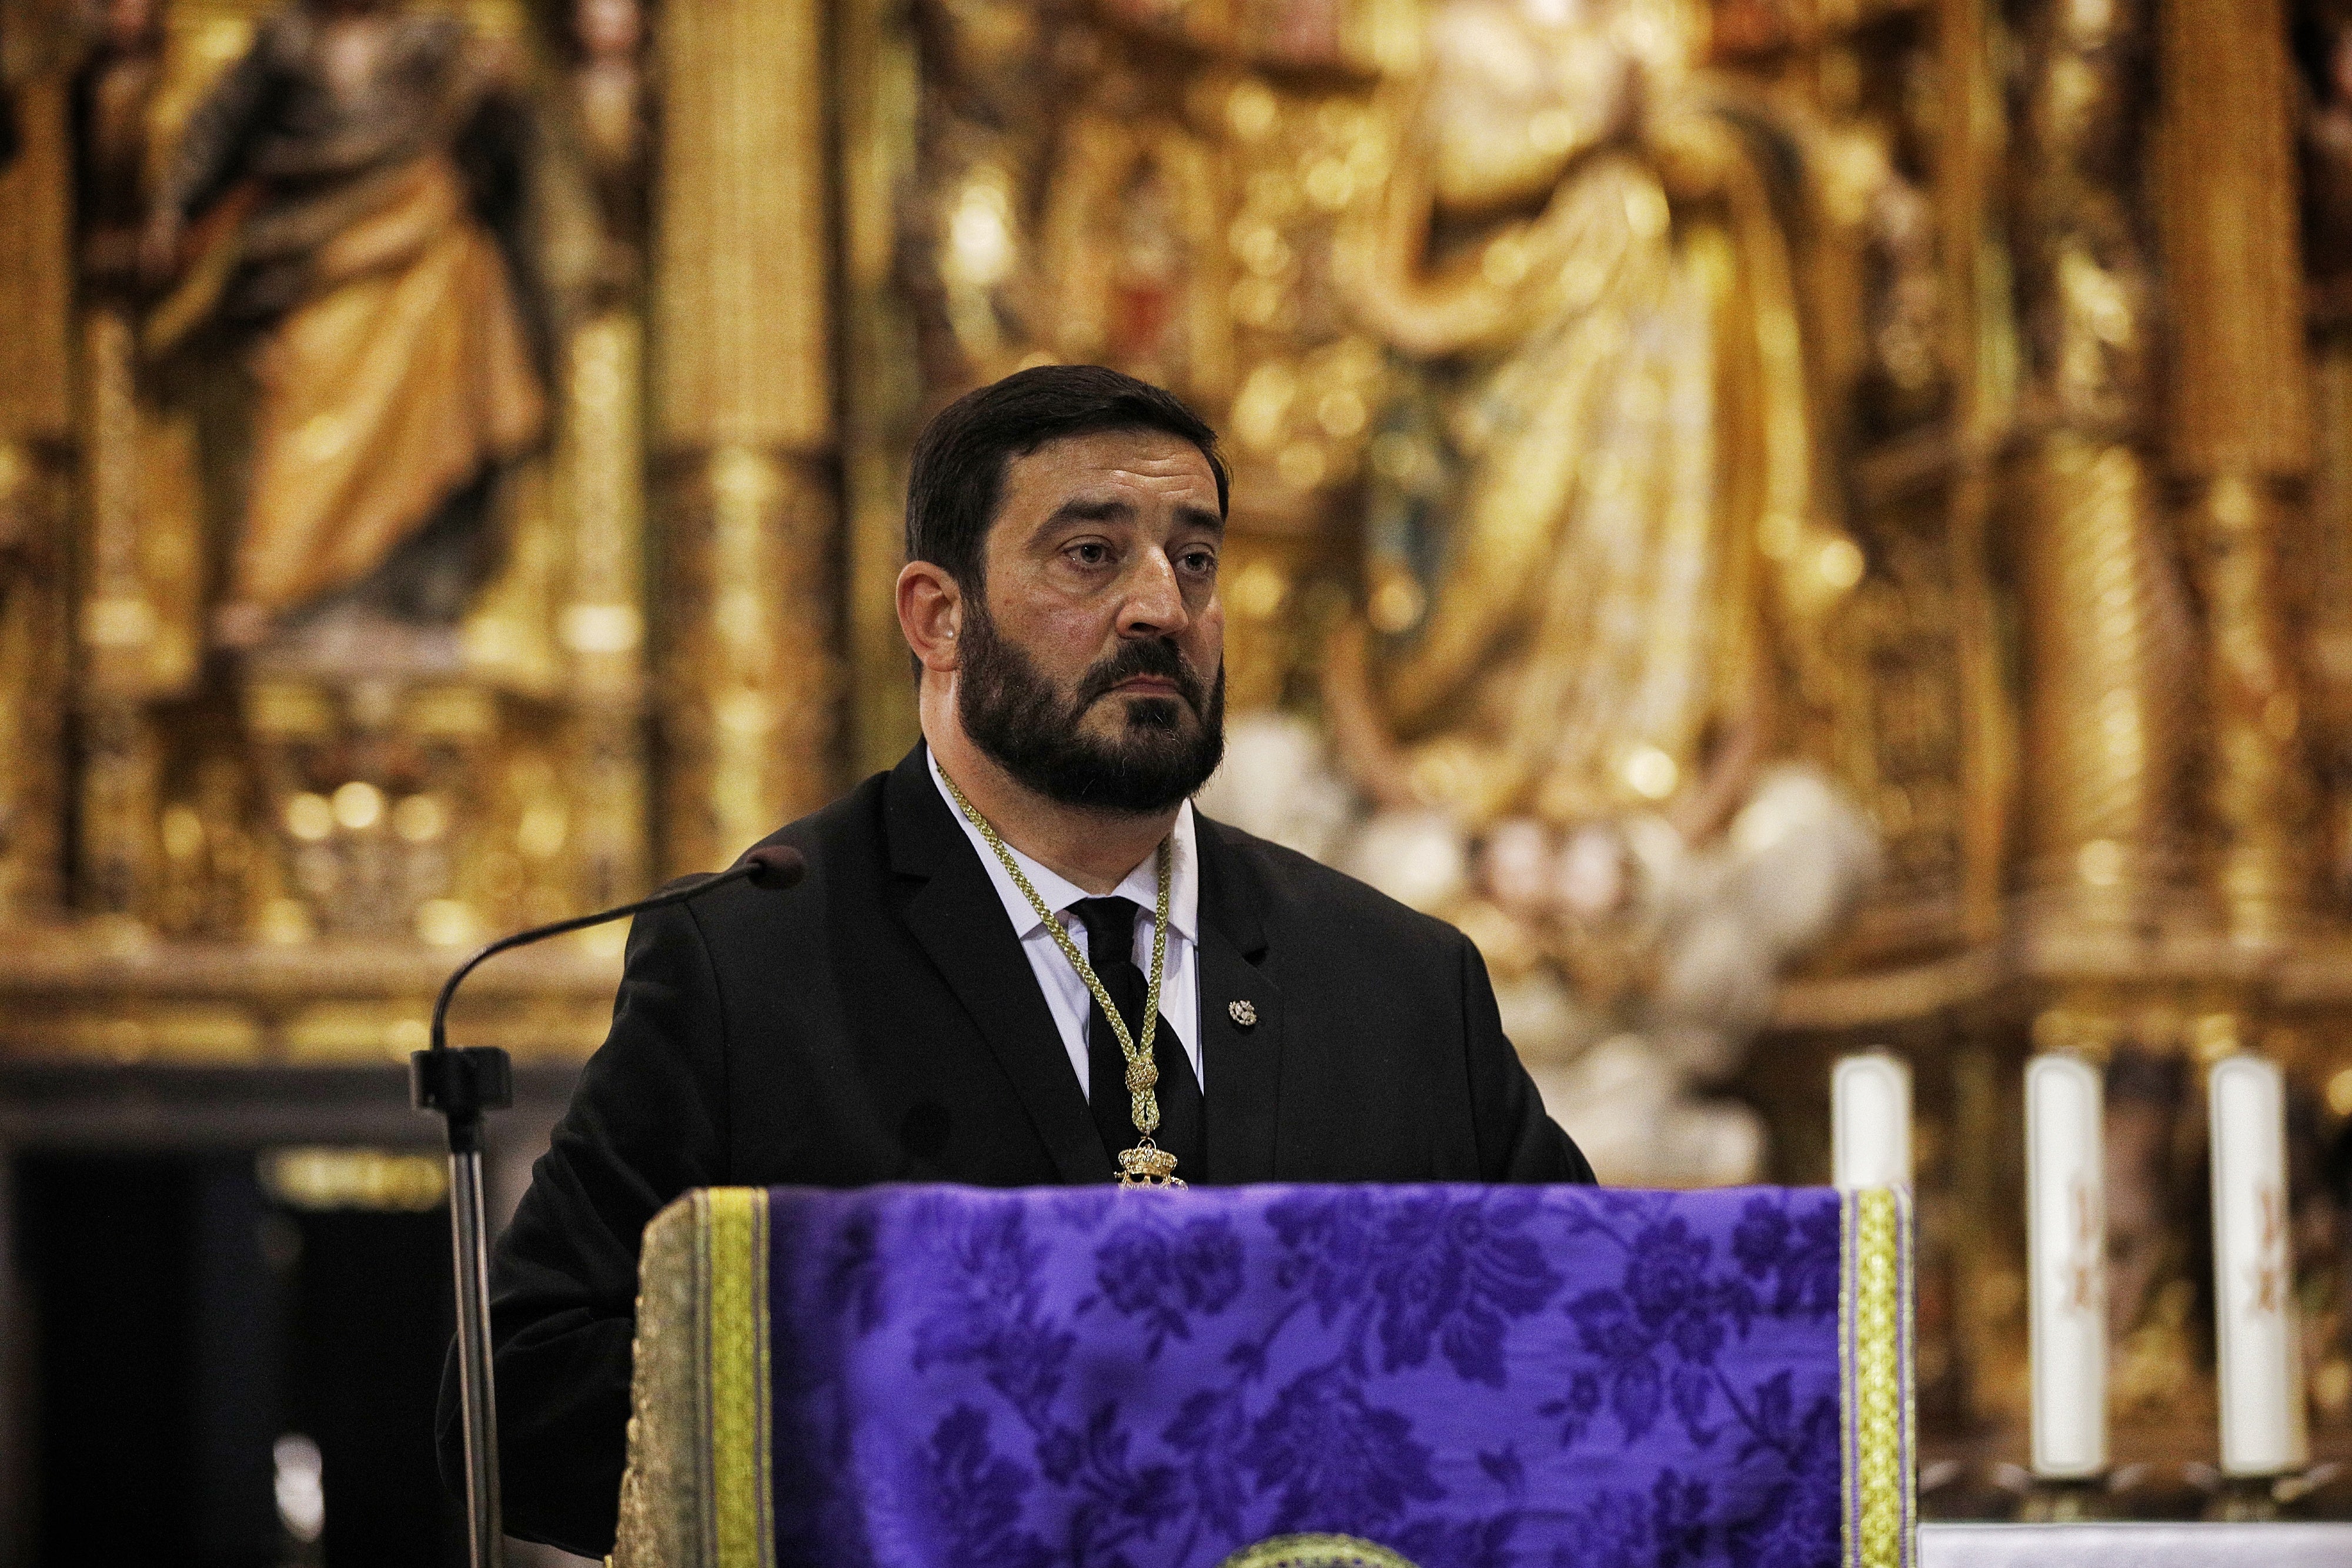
[1195,817,1282,1184]
[886,748,1112,1185]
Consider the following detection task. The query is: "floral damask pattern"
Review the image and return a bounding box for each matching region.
[763,1185,1852,1568]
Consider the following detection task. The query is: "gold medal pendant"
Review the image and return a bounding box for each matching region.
[1117,1142,1185,1188]
[1116,1044,1184,1187]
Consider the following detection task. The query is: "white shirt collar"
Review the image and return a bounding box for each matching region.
[927,744,1200,943]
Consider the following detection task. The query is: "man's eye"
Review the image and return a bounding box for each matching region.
[1179,550,1217,574]
[1068,543,1111,567]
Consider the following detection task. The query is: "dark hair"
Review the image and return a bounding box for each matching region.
[903,365,1230,590]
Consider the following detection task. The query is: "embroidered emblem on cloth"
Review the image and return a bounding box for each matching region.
[1217,1533,1418,1567]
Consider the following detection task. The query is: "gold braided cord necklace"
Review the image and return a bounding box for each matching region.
[936,764,1185,1188]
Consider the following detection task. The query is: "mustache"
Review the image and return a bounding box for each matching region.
[1076,638,1208,713]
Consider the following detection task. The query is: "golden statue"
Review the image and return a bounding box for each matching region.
[1296,0,1881,1181]
[139,0,547,654]
[1328,0,1858,834]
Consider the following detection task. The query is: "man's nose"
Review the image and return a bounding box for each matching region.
[1117,549,1189,637]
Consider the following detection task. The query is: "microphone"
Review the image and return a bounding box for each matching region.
[413,844,807,1129]
[413,841,804,1568]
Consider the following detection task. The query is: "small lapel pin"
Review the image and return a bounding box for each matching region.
[1228,999,1258,1029]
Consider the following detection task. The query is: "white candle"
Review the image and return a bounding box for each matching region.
[2026,1052,2107,1479]
[2210,1053,2308,1477]
[1832,1051,1912,1189]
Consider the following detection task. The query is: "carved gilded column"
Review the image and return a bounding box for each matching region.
[1929,0,2028,1431]
[650,0,840,874]
[2007,0,2192,940]
[655,450,838,872]
[838,0,924,778]
[0,75,77,923]
[75,306,164,921]
[559,313,654,905]
[2156,0,2314,946]
[1936,0,2012,945]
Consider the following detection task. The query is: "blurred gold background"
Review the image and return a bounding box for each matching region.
[6,0,2352,1532]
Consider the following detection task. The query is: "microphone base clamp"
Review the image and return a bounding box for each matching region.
[412,1047,514,1152]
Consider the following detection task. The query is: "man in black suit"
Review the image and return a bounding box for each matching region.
[455,365,1592,1556]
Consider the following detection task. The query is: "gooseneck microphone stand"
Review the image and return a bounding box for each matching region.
[412,844,806,1568]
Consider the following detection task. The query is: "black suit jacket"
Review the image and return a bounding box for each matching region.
[446,744,1591,1555]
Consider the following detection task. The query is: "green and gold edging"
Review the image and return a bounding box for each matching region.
[613,1189,774,1568]
[1840,1185,1916,1568]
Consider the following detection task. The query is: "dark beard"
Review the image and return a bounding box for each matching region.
[957,604,1226,814]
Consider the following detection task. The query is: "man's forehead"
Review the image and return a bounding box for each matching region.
[1004,428,1218,496]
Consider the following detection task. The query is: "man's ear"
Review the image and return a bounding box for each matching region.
[897,560,964,676]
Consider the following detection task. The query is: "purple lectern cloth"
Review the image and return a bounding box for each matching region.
[761,1183,1852,1568]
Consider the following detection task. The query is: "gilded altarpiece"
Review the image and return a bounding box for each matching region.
[0,0,677,1061]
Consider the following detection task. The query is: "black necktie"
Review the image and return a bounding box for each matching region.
[1071,896,1204,1182]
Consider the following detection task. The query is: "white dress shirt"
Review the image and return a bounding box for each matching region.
[928,746,1204,1099]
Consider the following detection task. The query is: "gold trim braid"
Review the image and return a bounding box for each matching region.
[1841,1186,1915,1568]
[705,1189,774,1567]
[612,1189,775,1568]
